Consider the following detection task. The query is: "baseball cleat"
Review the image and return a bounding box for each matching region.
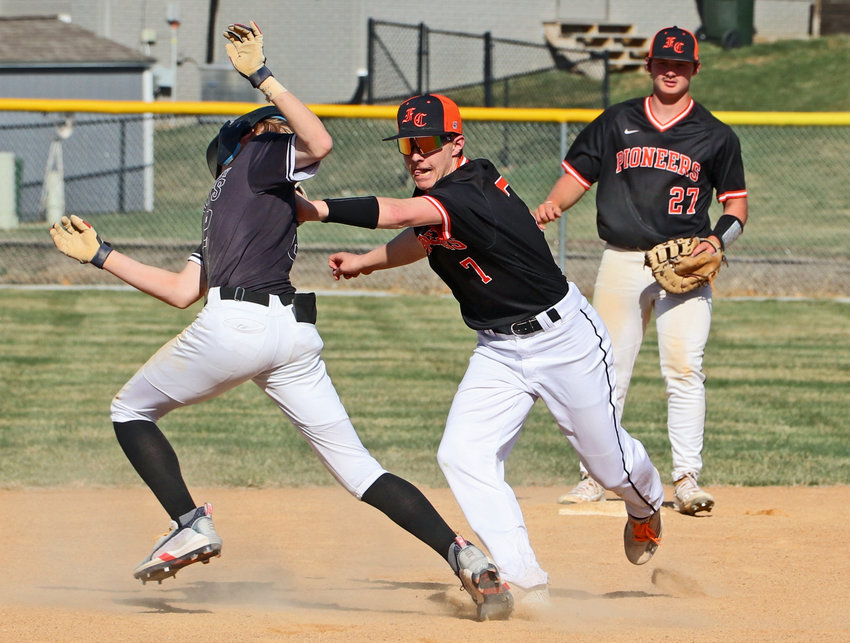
[470,566,514,621]
[557,474,606,504]
[448,536,514,621]
[133,503,222,583]
[624,510,662,565]
[673,473,715,515]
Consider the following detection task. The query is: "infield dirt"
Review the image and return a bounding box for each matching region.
[1,485,847,641]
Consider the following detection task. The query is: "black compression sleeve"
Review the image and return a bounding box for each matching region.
[322,196,380,229]
[361,472,457,558]
[712,214,744,250]
[114,420,196,521]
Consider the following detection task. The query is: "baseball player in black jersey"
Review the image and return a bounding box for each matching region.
[300,93,665,609]
[49,22,513,622]
[535,26,748,514]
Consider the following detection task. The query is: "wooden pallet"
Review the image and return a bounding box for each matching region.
[543,21,650,72]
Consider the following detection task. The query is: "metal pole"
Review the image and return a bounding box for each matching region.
[119,120,126,213]
[205,0,220,64]
[416,22,431,94]
[42,116,73,226]
[367,18,375,104]
[602,52,610,108]
[142,69,155,212]
[166,3,181,101]
[417,22,425,95]
[484,31,493,107]
[558,121,568,271]
[169,23,178,101]
[0,152,19,230]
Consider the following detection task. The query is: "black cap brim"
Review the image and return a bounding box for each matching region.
[382,130,451,141]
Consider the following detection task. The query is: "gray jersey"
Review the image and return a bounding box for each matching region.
[200,132,317,293]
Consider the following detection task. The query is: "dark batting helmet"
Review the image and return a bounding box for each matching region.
[206,105,287,178]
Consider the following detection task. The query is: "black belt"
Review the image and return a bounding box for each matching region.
[218,286,295,307]
[490,308,562,336]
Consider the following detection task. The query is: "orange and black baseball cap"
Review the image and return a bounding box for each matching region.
[383,94,463,141]
[647,26,699,63]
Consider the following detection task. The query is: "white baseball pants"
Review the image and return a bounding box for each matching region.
[110,287,386,498]
[590,245,713,482]
[437,285,664,590]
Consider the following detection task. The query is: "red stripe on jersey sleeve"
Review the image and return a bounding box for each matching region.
[561,160,592,190]
[717,189,748,202]
[419,195,452,239]
[495,175,511,195]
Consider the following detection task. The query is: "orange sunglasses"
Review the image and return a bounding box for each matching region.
[396,135,450,155]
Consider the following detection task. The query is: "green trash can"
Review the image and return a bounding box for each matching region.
[697,0,754,49]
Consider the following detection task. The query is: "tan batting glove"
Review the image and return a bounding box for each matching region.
[223,21,274,88]
[49,214,112,268]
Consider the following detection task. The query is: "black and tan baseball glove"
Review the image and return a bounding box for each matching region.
[645,237,724,294]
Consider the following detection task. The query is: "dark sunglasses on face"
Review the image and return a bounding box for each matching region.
[397,135,450,155]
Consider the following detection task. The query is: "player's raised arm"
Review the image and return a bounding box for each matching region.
[223,20,332,167]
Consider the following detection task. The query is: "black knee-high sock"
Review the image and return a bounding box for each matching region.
[360,472,458,559]
[113,420,196,521]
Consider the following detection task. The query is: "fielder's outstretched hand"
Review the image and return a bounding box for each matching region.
[49,214,112,268]
[533,201,562,230]
[329,252,370,281]
[223,20,272,88]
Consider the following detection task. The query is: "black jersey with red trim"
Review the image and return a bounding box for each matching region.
[200,132,316,294]
[412,157,568,331]
[563,97,747,250]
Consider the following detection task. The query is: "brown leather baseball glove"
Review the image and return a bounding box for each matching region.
[645,237,724,294]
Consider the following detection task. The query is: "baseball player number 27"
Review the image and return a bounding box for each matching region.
[460,257,492,283]
[668,187,699,215]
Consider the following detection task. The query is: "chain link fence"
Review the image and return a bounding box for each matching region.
[1,102,847,298]
[366,19,610,109]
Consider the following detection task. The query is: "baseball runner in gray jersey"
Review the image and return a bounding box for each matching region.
[535,26,748,515]
[299,93,665,610]
[49,20,512,621]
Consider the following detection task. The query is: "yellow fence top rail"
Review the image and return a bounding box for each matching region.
[1,98,848,126]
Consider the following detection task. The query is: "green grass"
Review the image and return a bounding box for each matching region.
[681,36,850,112]
[1,289,847,489]
[608,35,850,111]
[412,36,850,112]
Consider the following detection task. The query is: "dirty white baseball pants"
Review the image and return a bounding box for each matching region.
[110,287,386,498]
[589,245,713,483]
[437,285,664,590]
